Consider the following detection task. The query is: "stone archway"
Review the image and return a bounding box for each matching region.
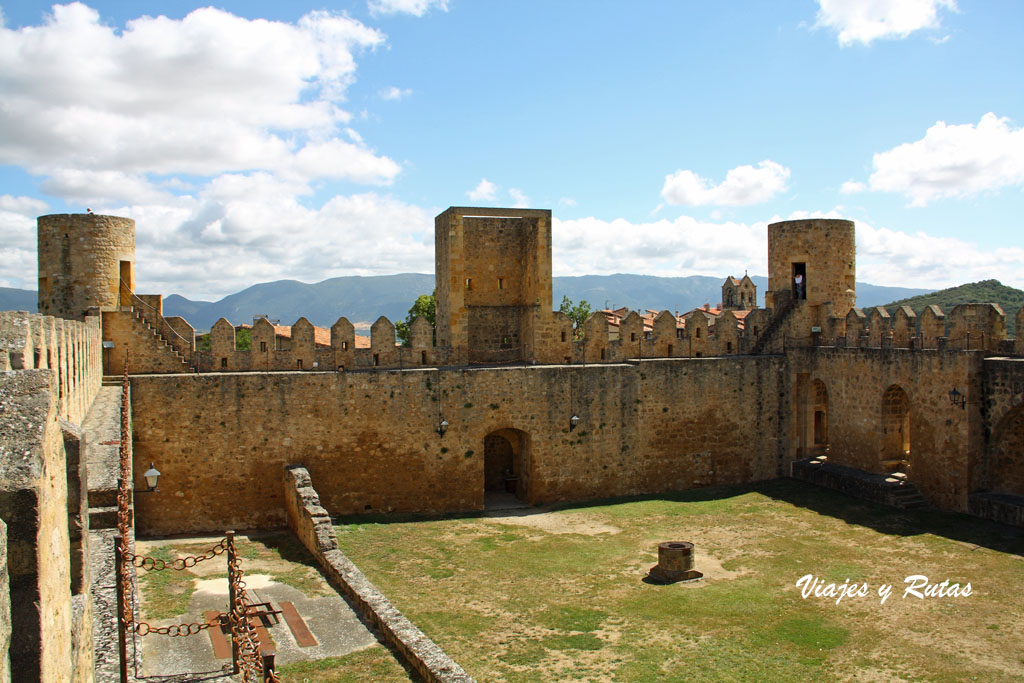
[988,403,1024,495]
[484,428,531,502]
[881,385,910,473]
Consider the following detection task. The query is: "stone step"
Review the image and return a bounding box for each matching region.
[890,485,929,510]
[88,505,119,530]
[89,488,119,508]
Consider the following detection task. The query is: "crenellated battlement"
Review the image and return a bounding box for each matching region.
[0,310,102,424]
[27,209,1024,374]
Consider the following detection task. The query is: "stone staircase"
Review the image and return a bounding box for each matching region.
[791,455,931,511]
[121,305,193,373]
[886,475,929,510]
[750,293,798,355]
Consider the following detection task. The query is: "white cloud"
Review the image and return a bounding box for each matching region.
[509,188,530,208]
[0,4,393,184]
[815,0,957,46]
[661,160,790,206]
[0,194,49,215]
[369,0,449,17]
[778,208,1024,290]
[840,180,867,194]
[112,185,435,299]
[0,196,50,288]
[40,170,173,205]
[379,86,412,100]
[558,197,577,208]
[862,113,1024,206]
[553,215,768,281]
[467,178,498,201]
[550,207,1023,293]
[290,139,400,184]
[856,221,1024,289]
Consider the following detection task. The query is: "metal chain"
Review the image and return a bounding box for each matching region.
[128,539,227,571]
[227,534,280,682]
[134,617,220,637]
[116,357,137,660]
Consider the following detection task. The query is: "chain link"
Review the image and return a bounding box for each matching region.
[129,539,227,571]
[227,533,270,682]
[135,618,220,637]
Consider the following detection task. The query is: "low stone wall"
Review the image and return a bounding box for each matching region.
[791,456,903,507]
[0,518,9,683]
[282,465,473,683]
[968,492,1024,527]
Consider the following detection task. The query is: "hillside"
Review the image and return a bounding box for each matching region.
[882,279,1023,332]
[158,275,931,331]
[0,275,933,331]
[0,287,37,312]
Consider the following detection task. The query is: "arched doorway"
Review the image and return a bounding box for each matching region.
[988,404,1024,495]
[811,379,829,455]
[881,385,910,473]
[484,428,530,503]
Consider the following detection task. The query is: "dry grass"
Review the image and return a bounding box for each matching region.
[333,480,1024,682]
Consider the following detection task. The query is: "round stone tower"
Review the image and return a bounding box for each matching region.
[37,213,136,321]
[767,218,855,315]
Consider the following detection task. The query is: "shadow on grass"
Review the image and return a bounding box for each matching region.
[333,478,1024,556]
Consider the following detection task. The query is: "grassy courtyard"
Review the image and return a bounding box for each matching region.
[334,480,1024,682]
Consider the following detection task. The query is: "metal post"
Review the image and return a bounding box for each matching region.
[227,530,239,674]
[262,653,276,681]
[114,535,128,683]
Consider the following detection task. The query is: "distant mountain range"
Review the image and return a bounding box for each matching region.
[1,275,933,332]
[881,279,1023,332]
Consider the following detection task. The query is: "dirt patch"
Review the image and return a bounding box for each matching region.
[193,573,276,595]
[488,510,622,536]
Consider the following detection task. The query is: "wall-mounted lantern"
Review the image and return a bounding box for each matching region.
[570,414,581,431]
[438,419,449,437]
[948,387,966,410]
[139,463,161,492]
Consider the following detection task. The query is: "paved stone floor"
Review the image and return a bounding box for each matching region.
[83,384,122,496]
[134,536,379,681]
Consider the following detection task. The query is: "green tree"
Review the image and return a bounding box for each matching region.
[559,296,592,339]
[234,326,251,351]
[396,292,436,346]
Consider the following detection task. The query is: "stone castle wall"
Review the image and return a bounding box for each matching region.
[37,214,135,321]
[435,207,553,365]
[786,348,981,511]
[129,356,788,535]
[0,371,91,682]
[0,311,102,680]
[1,311,103,425]
[767,219,856,314]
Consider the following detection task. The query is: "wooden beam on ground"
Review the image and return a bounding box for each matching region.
[279,601,318,647]
[204,611,232,660]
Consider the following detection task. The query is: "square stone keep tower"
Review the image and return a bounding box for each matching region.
[435,207,553,364]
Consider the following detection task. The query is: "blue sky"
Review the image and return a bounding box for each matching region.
[1,0,1022,300]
